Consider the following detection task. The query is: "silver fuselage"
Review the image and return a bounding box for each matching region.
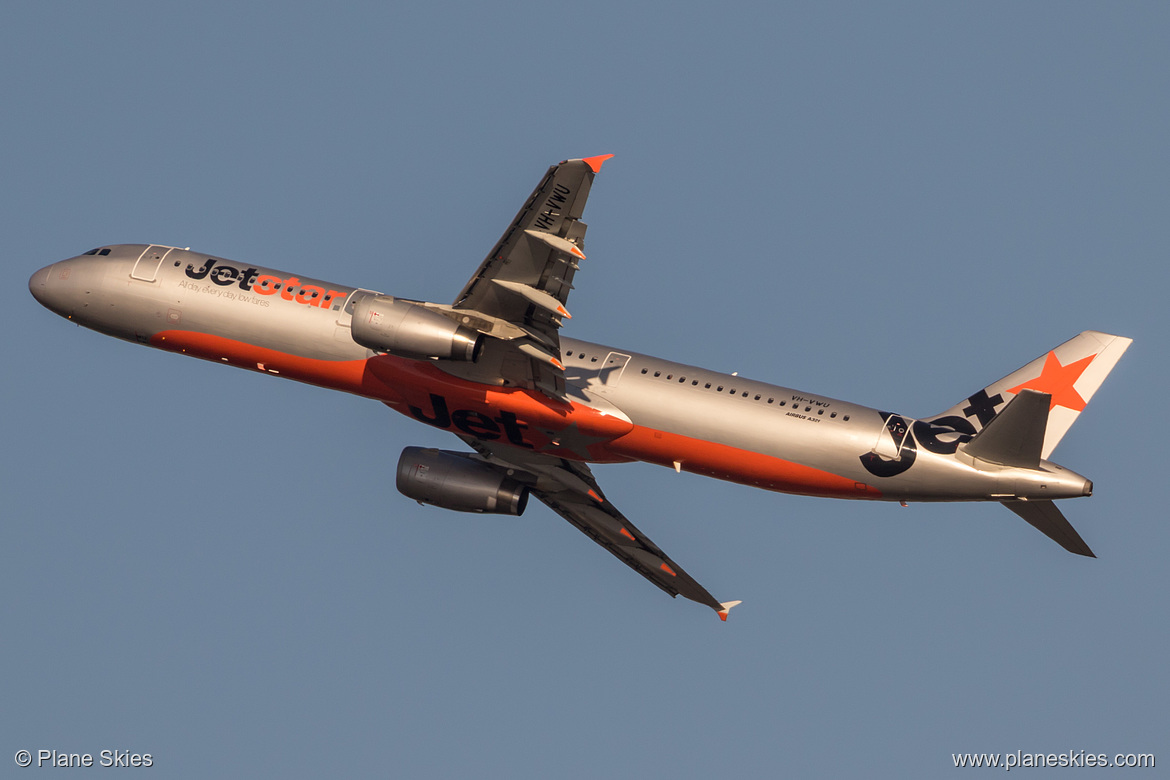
[29,245,1093,504]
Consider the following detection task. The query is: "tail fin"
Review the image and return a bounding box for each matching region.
[928,331,1132,459]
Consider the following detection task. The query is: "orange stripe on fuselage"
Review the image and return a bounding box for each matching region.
[149,330,878,498]
[148,330,634,459]
[602,425,882,499]
[150,329,397,401]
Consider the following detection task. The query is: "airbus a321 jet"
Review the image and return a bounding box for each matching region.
[29,155,1132,620]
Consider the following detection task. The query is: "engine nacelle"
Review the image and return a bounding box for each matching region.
[351,294,482,361]
[396,447,529,515]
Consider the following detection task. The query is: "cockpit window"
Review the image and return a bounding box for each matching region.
[83,248,99,255]
[83,247,112,256]
[98,248,111,255]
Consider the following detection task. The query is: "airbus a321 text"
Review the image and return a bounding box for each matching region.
[29,155,1132,620]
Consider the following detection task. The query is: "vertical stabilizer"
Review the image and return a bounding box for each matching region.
[928,331,1132,458]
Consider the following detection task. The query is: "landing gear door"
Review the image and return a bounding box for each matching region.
[872,414,915,459]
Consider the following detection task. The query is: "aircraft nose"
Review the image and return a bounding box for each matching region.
[29,264,54,307]
[29,260,77,317]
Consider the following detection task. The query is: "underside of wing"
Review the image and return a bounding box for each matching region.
[463,438,739,620]
[446,156,612,399]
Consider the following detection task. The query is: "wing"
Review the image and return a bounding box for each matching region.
[464,439,741,620]
[450,156,612,399]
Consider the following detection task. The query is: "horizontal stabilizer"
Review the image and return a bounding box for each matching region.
[963,389,1050,468]
[1002,500,1096,557]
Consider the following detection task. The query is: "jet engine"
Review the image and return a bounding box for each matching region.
[351,294,483,361]
[396,447,529,515]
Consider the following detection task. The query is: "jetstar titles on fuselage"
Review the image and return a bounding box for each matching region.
[182,257,349,311]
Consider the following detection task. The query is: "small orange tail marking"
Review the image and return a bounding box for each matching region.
[581,154,614,173]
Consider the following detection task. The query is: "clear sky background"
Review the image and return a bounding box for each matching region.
[3,2,1167,777]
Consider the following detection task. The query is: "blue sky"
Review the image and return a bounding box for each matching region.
[3,2,1167,777]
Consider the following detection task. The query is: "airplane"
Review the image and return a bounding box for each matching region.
[28,155,1132,620]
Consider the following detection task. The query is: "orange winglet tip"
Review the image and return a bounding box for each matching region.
[717,600,743,622]
[659,563,677,577]
[581,154,614,173]
[619,527,636,541]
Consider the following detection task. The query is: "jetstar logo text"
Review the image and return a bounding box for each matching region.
[184,258,348,310]
[858,412,977,478]
[409,393,534,448]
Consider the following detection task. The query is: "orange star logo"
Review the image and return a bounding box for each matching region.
[1007,351,1097,411]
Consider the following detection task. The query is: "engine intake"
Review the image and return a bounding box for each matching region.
[352,294,482,361]
[396,447,529,515]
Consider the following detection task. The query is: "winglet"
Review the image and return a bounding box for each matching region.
[581,154,614,173]
[717,600,743,622]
